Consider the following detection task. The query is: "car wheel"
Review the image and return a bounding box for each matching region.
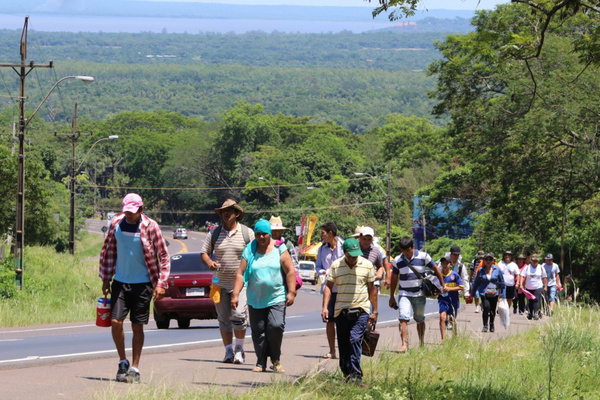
[156,319,170,329]
[177,319,191,329]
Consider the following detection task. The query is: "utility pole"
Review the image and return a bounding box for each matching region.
[386,162,392,263]
[55,103,91,255]
[0,17,53,289]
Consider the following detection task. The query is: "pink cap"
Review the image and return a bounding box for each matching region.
[122,193,143,213]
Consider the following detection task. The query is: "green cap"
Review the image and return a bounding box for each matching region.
[343,238,363,257]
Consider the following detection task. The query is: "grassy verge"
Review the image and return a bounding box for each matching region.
[0,232,105,326]
[91,304,600,400]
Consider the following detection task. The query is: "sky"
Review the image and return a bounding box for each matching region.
[140,0,510,11]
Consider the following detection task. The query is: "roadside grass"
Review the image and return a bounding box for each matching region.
[91,304,600,400]
[0,232,104,326]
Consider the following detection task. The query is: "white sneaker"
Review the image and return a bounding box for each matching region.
[233,345,245,364]
[475,305,481,313]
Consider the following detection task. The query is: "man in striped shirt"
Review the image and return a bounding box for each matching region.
[201,199,254,364]
[322,238,378,385]
[390,236,446,352]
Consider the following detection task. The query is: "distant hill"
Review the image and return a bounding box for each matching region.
[9,0,476,22]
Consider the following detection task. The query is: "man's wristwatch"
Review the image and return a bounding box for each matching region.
[372,312,378,315]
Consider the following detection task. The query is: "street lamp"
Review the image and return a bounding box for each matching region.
[354,166,392,264]
[56,132,118,255]
[13,73,94,288]
[307,186,328,202]
[258,176,280,208]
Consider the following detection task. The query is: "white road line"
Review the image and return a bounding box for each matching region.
[0,338,223,364]
[0,339,23,342]
[0,324,95,334]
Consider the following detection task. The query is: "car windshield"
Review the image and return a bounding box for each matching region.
[299,263,314,270]
[170,255,211,273]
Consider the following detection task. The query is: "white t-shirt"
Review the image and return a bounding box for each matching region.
[543,262,560,286]
[520,264,547,290]
[498,261,520,286]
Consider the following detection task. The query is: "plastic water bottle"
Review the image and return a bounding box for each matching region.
[212,262,220,284]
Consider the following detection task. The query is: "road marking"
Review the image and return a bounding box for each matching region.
[0,338,223,364]
[172,238,188,253]
[0,339,22,342]
[0,324,94,334]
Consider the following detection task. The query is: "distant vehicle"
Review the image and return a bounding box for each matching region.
[153,252,217,329]
[173,228,188,240]
[105,212,116,228]
[298,260,318,285]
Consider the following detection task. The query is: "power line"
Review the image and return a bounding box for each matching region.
[93,200,388,215]
[77,176,376,191]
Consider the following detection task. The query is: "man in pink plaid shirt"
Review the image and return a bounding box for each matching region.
[99,193,170,383]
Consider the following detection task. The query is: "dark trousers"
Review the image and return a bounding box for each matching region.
[527,288,544,318]
[516,291,526,313]
[335,310,368,381]
[248,302,286,368]
[482,295,498,327]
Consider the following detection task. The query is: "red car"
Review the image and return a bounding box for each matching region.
[153,252,217,329]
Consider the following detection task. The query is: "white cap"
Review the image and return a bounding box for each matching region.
[360,226,375,237]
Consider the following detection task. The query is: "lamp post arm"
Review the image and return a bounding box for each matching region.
[76,135,118,172]
[25,75,94,127]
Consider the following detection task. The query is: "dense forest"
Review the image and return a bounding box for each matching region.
[3,2,600,301]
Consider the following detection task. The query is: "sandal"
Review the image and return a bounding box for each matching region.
[252,366,266,372]
[271,364,285,373]
[322,353,336,359]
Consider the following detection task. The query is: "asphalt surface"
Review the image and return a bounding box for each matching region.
[0,293,544,400]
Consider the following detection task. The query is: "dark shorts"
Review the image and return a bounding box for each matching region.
[505,285,516,299]
[111,280,153,324]
[326,293,337,323]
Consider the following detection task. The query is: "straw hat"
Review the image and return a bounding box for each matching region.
[351,225,364,238]
[214,199,245,221]
[269,215,288,230]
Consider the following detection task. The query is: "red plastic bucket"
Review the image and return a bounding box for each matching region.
[96,296,111,327]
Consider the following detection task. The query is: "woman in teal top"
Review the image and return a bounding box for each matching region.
[232,219,297,373]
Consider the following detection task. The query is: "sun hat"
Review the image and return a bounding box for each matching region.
[254,219,272,235]
[351,225,364,238]
[122,193,143,213]
[450,245,461,255]
[214,199,245,221]
[476,250,485,258]
[517,253,526,259]
[269,215,288,230]
[531,254,540,261]
[544,253,553,260]
[484,252,495,260]
[343,238,363,257]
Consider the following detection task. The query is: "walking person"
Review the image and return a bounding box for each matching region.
[232,219,297,373]
[515,253,528,314]
[316,222,344,360]
[437,254,463,341]
[389,236,446,352]
[497,250,520,310]
[200,199,254,364]
[357,226,386,294]
[321,238,378,385]
[519,254,547,320]
[473,253,506,333]
[269,215,299,270]
[99,193,171,383]
[542,254,561,315]
[469,250,485,313]
[448,245,470,301]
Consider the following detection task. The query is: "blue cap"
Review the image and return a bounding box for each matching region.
[254,219,272,235]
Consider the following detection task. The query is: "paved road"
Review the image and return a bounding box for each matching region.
[0,290,544,400]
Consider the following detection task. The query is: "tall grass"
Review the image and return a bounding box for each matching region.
[0,232,104,326]
[91,303,600,400]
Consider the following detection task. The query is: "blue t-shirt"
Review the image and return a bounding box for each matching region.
[438,270,463,310]
[242,243,287,309]
[114,218,151,284]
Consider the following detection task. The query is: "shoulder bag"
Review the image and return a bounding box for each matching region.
[405,259,441,298]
